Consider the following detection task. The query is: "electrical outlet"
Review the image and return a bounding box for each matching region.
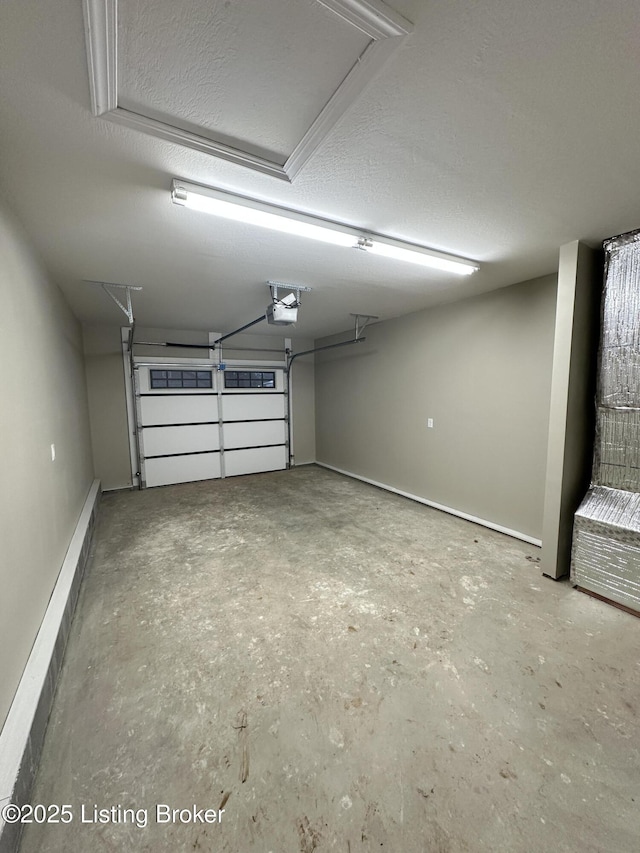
[427,418,434,429]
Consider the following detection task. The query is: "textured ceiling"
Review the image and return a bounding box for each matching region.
[1,0,640,340]
[117,0,370,164]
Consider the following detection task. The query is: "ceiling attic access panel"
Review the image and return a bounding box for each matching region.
[117,0,369,165]
[83,0,412,180]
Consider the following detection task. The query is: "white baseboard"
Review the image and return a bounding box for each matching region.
[317,462,542,547]
[0,480,101,853]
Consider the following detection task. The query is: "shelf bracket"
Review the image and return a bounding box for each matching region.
[85,280,143,326]
[350,313,379,340]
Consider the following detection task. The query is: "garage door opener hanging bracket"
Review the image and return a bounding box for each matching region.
[86,280,143,325]
[351,313,378,340]
[86,280,143,350]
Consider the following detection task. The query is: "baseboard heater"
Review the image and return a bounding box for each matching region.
[0,480,101,853]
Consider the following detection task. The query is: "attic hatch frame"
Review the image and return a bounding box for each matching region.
[82,0,412,181]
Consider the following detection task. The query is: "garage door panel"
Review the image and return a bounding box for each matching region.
[144,453,221,488]
[221,394,285,421]
[223,421,285,449]
[135,363,288,487]
[142,424,220,457]
[224,446,287,477]
[140,395,217,425]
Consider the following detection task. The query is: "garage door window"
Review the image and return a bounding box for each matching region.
[150,369,212,389]
[224,371,275,389]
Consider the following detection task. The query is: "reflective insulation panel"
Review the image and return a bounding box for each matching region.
[571,486,640,611]
[593,407,640,491]
[571,228,640,612]
[599,230,640,408]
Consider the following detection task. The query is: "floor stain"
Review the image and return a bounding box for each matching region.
[297,815,321,852]
[234,709,249,783]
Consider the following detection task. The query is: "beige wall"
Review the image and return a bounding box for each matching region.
[290,349,316,465]
[315,275,557,540]
[83,326,316,488]
[542,242,601,578]
[0,204,94,730]
[83,325,132,491]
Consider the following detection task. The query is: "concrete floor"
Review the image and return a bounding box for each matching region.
[19,465,640,852]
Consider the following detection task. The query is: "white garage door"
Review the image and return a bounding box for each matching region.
[221,369,287,477]
[135,364,287,487]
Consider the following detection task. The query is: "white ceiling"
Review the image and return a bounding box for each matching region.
[1,0,640,340]
[117,0,371,165]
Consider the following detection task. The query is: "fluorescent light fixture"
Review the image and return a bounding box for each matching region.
[171,180,479,275]
[357,237,477,276]
[172,181,357,248]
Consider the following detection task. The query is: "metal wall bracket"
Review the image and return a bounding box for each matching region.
[268,281,312,305]
[85,280,143,325]
[350,313,379,340]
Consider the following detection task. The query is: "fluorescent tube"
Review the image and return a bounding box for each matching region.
[172,181,357,248]
[171,180,479,275]
[363,239,479,275]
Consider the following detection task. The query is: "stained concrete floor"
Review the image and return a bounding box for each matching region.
[19,465,640,852]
